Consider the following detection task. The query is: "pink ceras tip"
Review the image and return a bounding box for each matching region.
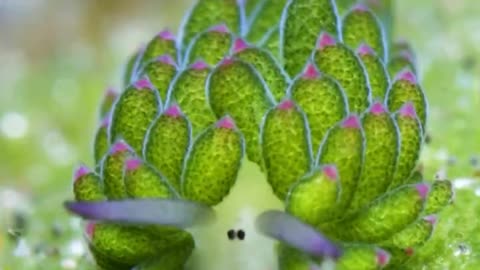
[85,222,96,240]
[423,215,438,225]
[357,43,375,56]
[303,63,320,79]
[370,102,386,115]
[399,102,417,118]
[156,54,176,66]
[133,77,154,90]
[376,249,390,267]
[191,60,209,70]
[220,57,235,66]
[353,3,369,12]
[74,165,90,182]
[278,99,295,110]
[322,165,338,181]
[210,24,229,33]
[125,158,142,171]
[101,115,111,128]
[396,70,417,84]
[317,33,336,50]
[217,116,236,129]
[342,115,361,129]
[165,104,182,118]
[110,141,130,154]
[105,87,118,97]
[158,30,175,41]
[233,38,249,53]
[416,183,430,200]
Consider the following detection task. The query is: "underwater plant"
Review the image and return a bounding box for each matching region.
[65,0,454,269]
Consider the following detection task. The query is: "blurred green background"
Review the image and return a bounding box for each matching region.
[0,0,479,269]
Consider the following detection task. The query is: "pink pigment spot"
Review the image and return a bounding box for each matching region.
[155,54,176,66]
[278,99,295,110]
[134,77,154,90]
[396,70,417,84]
[191,60,209,70]
[342,115,361,129]
[423,215,438,225]
[353,3,369,12]
[125,158,142,171]
[217,116,236,129]
[158,30,175,40]
[74,165,90,182]
[370,102,386,115]
[101,115,111,128]
[220,57,235,66]
[316,33,336,50]
[376,249,390,267]
[85,222,96,240]
[233,38,249,53]
[105,87,118,97]
[357,43,375,56]
[302,63,320,79]
[399,102,417,118]
[110,141,130,154]
[405,247,415,257]
[210,24,229,33]
[165,104,182,118]
[416,183,430,200]
[322,165,338,181]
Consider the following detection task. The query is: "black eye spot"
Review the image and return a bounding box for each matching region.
[227,229,235,240]
[237,229,245,240]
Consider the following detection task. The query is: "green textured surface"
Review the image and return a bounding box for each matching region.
[207,59,274,165]
[358,48,390,101]
[380,217,434,249]
[289,68,348,152]
[109,86,160,154]
[246,0,288,44]
[314,41,371,113]
[234,46,288,102]
[424,180,454,215]
[281,0,339,75]
[168,65,216,136]
[123,48,143,87]
[93,123,109,166]
[286,166,339,226]
[316,116,364,218]
[386,74,428,131]
[259,26,281,62]
[261,101,312,199]
[144,109,191,191]
[73,172,105,202]
[389,106,423,189]
[185,29,233,66]
[101,144,133,199]
[348,105,399,213]
[342,6,386,61]
[332,184,426,243]
[140,34,177,66]
[141,58,177,102]
[182,120,244,206]
[124,159,176,199]
[180,0,241,50]
[336,245,382,270]
[99,90,117,120]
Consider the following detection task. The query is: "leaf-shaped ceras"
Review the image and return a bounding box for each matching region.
[182,116,244,206]
[184,24,233,66]
[140,55,177,102]
[281,0,339,76]
[261,99,312,199]
[313,33,371,113]
[207,58,274,166]
[356,44,390,101]
[109,78,161,154]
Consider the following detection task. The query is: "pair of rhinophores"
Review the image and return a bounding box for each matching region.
[65,0,454,269]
